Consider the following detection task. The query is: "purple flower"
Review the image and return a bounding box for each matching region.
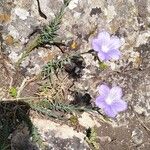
[92,31,121,61]
[95,84,127,118]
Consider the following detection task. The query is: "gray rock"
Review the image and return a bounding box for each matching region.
[132,127,144,145]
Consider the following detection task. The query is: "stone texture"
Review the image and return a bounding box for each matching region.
[32,118,90,150]
[0,0,150,149]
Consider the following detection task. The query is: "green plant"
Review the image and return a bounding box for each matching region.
[99,61,108,70]
[31,125,45,149]
[16,0,71,67]
[39,0,71,45]
[9,87,17,98]
[86,127,100,150]
[69,115,79,126]
[28,99,94,119]
[42,55,71,80]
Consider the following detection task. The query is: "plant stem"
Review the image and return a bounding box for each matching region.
[15,35,40,68]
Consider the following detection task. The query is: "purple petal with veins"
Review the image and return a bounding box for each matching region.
[92,31,121,61]
[95,84,127,118]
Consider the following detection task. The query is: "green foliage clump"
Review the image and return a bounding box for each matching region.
[86,127,100,150]
[28,99,93,120]
[9,87,17,98]
[99,61,108,70]
[42,57,66,79]
[31,125,45,149]
[42,54,74,80]
[69,115,79,126]
[40,0,71,44]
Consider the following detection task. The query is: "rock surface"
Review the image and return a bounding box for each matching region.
[0,0,150,150]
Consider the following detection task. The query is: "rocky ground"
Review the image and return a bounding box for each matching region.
[0,0,150,150]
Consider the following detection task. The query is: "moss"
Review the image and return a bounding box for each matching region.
[69,115,79,126]
[9,87,17,98]
[99,61,108,70]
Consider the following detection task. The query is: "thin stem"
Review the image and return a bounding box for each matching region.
[1,96,42,101]
[15,36,40,68]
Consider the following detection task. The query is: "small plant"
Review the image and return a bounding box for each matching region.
[31,125,45,149]
[27,99,93,119]
[42,56,69,80]
[85,127,100,150]
[39,0,71,45]
[41,54,72,79]
[99,61,108,70]
[69,115,79,126]
[9,87,17,98]
[42,54,85,80]
[16,0,71,67]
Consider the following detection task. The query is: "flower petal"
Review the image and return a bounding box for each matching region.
[98,84,110,96]
[107,49,121,60]
[104,105,118,118]
[92,38,101,52]
[109,36,121,49]
[111,100,127,112]
[107,86,123,102]
[97,31,110,45]
[95,95,107,109]
[98,51,107,61]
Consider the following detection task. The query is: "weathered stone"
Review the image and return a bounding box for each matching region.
[0,0,150,149]
[32,118,90,150]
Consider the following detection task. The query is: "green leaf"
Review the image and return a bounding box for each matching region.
[86,127,100,150]
[9,87,17,98]
[99,62,108,70]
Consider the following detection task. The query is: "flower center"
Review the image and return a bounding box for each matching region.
[105,96,113,105]
[101,45,109,53]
